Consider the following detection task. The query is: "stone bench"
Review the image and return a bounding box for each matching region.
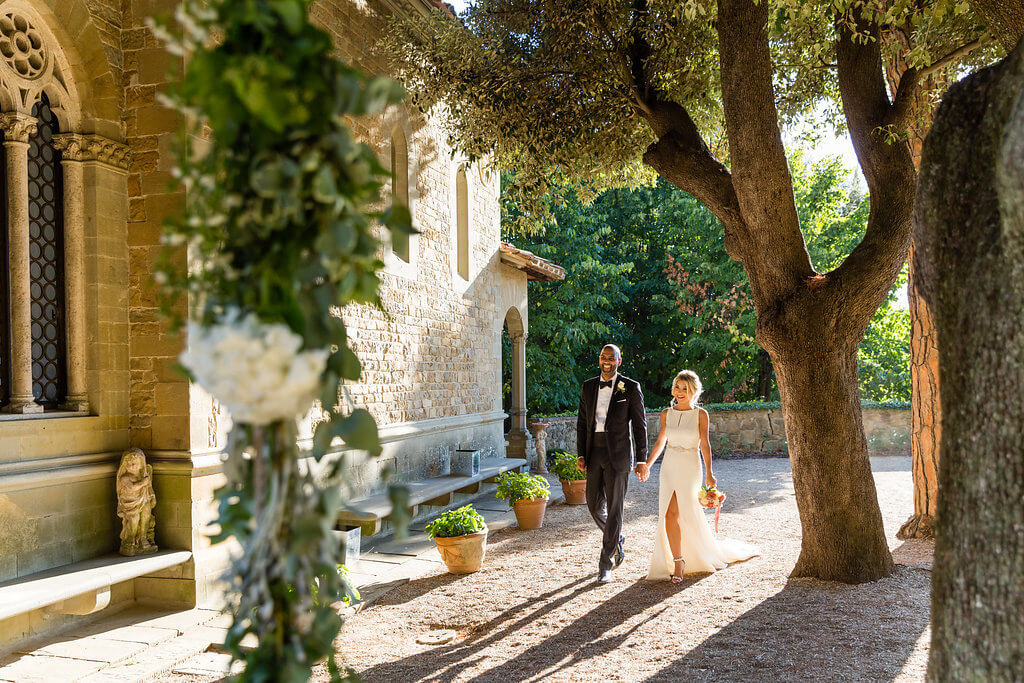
[338,457,529,537]
[0,550,193,621]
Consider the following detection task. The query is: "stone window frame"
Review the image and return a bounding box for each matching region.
[380,107,419,280]
[449,159,474,292]
[0,2,128,418]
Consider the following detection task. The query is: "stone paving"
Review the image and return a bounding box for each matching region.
[0,476,563,682]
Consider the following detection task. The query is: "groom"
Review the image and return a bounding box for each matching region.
[576,344,648,582]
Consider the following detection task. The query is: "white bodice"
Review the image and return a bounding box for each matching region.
[665,407,699,452]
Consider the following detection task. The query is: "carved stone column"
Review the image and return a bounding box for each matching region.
[506,330,529,461]
[1,113,40,413]
[51,133,131,413]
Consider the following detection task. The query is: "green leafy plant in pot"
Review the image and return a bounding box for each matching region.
[549,449,587,505]
[495,471,551,529]
[424,505,488,573]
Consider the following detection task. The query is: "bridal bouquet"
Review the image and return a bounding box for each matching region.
[699,485,726,533]
[698,485,726,509]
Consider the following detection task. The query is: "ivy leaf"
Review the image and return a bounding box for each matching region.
[270,0,304,33]
[313,166,338,203]
[334,408,380,455]
[388,485,412,541]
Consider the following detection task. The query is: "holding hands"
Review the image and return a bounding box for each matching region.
[635,462,650,482]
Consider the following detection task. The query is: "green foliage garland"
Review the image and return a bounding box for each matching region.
[154,0,410,679]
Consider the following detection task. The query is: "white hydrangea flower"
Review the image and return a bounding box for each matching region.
[181,312,329,425]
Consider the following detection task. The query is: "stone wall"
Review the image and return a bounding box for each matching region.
[0,0,523,636]
[0,0,131,583]
[295,0,522,495]
[123,0,189,454]
[533,407,911,458]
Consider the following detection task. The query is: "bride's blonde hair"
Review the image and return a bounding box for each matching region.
[671,370,703,408]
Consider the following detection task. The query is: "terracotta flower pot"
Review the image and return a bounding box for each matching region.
[560,479,587,505]
[512,497,548,529]
[433,529,488,574]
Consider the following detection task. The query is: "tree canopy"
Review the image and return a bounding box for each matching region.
[389,0,996,233]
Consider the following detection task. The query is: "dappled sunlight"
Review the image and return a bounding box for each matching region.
[328,457,929,681]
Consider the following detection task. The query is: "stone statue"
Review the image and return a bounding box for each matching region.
[528,422,549,474]
[116,448,157,556]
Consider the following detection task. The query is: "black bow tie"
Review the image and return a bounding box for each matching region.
[599,379,614,389]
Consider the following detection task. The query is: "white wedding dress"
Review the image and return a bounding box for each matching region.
[647,407,759,580]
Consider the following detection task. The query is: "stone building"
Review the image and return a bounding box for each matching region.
[0,0,562,650]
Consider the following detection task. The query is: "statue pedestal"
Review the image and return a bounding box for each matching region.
[506,429,528,462]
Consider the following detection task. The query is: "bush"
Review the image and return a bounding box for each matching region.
[424,505,486,539]
[549,449,585,481]
[495,471,551,504]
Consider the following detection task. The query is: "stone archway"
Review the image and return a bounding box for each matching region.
[503,306,527,461]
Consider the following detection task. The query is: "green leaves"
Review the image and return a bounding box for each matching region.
[424,505,486,539]
[154,0,412,680]
[508,157,909,411]
[494,471,551,505]
[312,409,381,459]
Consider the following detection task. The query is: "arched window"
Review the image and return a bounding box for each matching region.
[456,166,469,281]
[390,126,410,263]
[27,94,65,407]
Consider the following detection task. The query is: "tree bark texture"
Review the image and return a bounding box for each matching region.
[970,0,1024,52]
[774,344,895,582]
[880,31,944,539]
[900,245,940,539]
[643,0,912,582]
[914,40,1024,680]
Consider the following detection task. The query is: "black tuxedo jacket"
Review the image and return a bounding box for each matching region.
[576,374,648,472]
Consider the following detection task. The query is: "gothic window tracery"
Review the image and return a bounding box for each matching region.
[27,93,65,407]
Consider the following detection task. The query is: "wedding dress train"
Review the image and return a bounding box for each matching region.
[647,407,759,580]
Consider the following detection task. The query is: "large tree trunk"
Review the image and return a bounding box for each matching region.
[642,0,909,583]
[772,343,895,582]
[914,40,1024,679]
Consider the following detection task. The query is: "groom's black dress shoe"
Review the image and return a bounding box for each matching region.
[598,569,612,583]
[613,536,625,568]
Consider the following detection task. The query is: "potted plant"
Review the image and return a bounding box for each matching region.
[495,471,551,529]
[549,449,587,505]
[424,505,488,574]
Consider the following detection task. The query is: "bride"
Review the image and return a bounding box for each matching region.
[635,370,759,583]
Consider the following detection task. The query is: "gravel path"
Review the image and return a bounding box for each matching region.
[327,455,933,682]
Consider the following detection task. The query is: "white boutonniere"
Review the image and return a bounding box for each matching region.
[615,382,626,394]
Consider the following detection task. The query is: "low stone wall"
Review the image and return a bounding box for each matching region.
[529,407,910,458]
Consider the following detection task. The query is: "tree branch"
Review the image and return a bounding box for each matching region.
[717,0,814,304]
[641,102,746,262]
[884,37,991,129]
[920,37,991,79]
[827,8,917,337]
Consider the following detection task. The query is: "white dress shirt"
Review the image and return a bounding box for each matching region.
[594,373,618,433]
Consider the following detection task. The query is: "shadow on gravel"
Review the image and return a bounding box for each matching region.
[644,565,930,682]
[370,571,465,608]
[357,577,701,682]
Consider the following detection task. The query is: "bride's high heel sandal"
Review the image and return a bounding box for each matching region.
[671,557,685,584]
